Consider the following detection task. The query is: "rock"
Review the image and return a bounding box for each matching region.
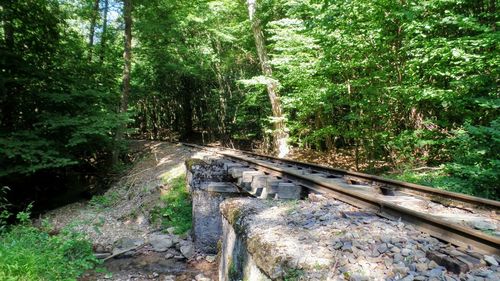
[195,273,211,281]
[484,255,499,266]
[393,265,409,275]
[428,260,439,269]
[206,255,217,263]
[149,234,173,252]
[409,263,416,272]
[415,263,428,272]
[472,221,497,231]
[475,269,493,277]
[394,253,404,263]
[163,275,176,281]
[402,248,411,256]
[349,274,368,281]
[391,247,401,253]
[401,275,414,281]
[94,244,106,253]
[377,243,388,254]
[380,235,391,243]
[166,227,176,234]
[172,235,181,245]
[426,267,444,278]
[112,237,144,256]
[180,243,195,259]
[371,249,380,257]
[114,237,144,249]
[332,241,343,250]
[342,242,353,252]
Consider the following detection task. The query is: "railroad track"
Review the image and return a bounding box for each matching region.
[182,143,500,255]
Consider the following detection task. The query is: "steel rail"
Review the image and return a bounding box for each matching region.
[183,143,500,255]
[194,143,500,210]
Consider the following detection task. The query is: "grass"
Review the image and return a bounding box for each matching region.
[89,191,119,209]
[151,175,192,235]
[0,226,98,281]
[284,268,304,281]
[385,168,485,198]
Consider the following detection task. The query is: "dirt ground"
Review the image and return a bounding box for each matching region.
[43,141,218,281]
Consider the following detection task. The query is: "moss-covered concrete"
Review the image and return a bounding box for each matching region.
[184,158,208,170]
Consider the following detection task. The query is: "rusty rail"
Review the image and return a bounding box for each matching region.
[195,143,500,210]
[182,143,500,255]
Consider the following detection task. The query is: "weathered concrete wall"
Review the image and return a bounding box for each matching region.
[192,182,241,254]
[219,216,270,281]
[186,158,230,191]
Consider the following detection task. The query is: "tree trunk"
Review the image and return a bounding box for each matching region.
[121,0,132,114]
[2,2,14,49]
[1,2,15,130]
[113,0,133,164]
[246,0,289,157]
[100,0,109,63]
[88,0,99,61]
[182,76,193,139]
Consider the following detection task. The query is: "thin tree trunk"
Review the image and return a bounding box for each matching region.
[2,3,14,49]
[246,0,289,157]
[121,0,132,113]
[100,0,109,63]
[88,0,99,61]
[1,2,14,130]
[182,76,193,139]
[113,0,133,165]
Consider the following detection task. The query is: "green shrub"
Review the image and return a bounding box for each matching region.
[0,226,98,281]
[89,192,119,209]
[151,175,192,234]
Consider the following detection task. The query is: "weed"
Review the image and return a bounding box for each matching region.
[89,191,119,209]
[284,268,304,281]
[16,202,33,225]
[285,200,300,215]
[0,220,98,280]
[228,257,238,280]
[151,175,192,235]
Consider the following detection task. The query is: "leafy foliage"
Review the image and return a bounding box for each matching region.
[151,175,192,234]
[127,0,500,198]
[0,202,98,280]
[0,226,98,280]
[1,0,498,203]
[0,0,125,178]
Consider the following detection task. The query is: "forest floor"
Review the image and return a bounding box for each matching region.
[42,141,217,281]
[287,148,391,173]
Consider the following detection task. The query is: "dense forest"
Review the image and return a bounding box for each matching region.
[0,0,498,279]
[1,0,498,204]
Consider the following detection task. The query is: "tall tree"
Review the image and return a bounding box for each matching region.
[121,0,132,113]
[246,0,289,157]
[88,0,100,61]
[100,0,109,63]
[113,0,133,163]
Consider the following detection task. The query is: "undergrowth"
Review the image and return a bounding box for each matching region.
[386,168,499,200]
[89,191,120,209]
[151,175,192,235]
[0,197,98,281]
[0,226,98,280]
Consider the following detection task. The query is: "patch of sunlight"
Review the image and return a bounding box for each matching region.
[159,163,185,183]
[156,156,173,167]
[278,137,289,158]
